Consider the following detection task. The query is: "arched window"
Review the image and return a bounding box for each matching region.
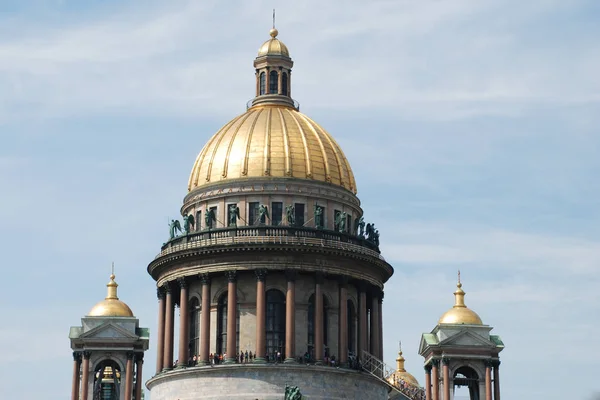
[307,293,329,360]
[453,366,480,400]
[269,71,278,94]
[188,297,200,359]
[93,360,121,400]
[266,289,286,361]
[282,72,288,96]
[259,72,266,95]
[347,299,356,356]
[216,292,240,356]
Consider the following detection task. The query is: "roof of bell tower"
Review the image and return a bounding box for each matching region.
[88,273,134,317]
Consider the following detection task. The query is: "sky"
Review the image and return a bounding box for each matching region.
[0,0,599,399]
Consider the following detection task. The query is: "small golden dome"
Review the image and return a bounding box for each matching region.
[88,273,134,317]
[258,28,289,57]
[388,349,420,387]
[438,278,483,325]
[188,105,357,193]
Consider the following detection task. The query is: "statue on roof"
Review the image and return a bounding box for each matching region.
[169,219,182,239]
[365,223,373,242]
[355,216,365,237]
[314,205,324,229]
[286,204,295,226]
[258,204,269,224]
[284,385,303,400]
[205,208,216,229]
[183,214,195,234]
[229,204,240,227]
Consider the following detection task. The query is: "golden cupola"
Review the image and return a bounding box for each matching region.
[387,346,419,387]
[438,275,483,325]
[187,27,357,194]
[88,273,134,317]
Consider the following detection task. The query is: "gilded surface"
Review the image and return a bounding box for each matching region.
[438,281,483,325]
[88,274,134,317]
[188,105,357,194]
[388,350,420,387]
[257,30,289,57]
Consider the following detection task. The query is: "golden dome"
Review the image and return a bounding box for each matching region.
[388,349,420,387]
[188,104,357,193]
[88,273,134,317]
[258,28,289,57]
[438,277,483,325]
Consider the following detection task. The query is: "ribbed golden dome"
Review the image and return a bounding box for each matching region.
[438,279,483,325]
[257,28,289,57]
[88,274,134,317]
[388,349,420,387]
[188,104,357,193]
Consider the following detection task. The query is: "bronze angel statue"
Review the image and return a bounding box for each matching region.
[205,208,216,229]
[229,204,240,227]
[258,204,269,224]
[168,219,182,239]
[183,214,195,234]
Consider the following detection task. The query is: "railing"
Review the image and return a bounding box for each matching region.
[361,351,426,400]
[245,97,300,111]
[157,225,383,261]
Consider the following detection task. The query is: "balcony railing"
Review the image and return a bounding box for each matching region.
[157,225,383,261]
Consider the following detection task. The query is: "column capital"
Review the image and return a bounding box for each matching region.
[200,273,211,285]
[157,287,165,300]
[285,269,297,282]
[72,351,82,361]
[136,353,144,363]
[338,275,349,286]
[177,277,188,289]
[315,272,325,284]
[255,269,268,282]
[491,359,501,368]
[126,351,135,360]
[378,291,384,303]
[431,358,440,367]
[83,351,91,359]
[225,270,238,283]
[441,357,451,366]
[163,282,172,293]
[424,364,432,373]
[357,281,369,292]
[484,359,494,368]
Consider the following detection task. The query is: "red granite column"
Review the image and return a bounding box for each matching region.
[125,352,134,400]
[358,285,367,360]
[370,293,380,359]
[284,270,296,363]
[493,360,501,400]
[225,271,238,363]
[288,70,292,98]
[163,283,174,370]
[485,360,493,400]
[255,269,267,363]
[314,273,324,364]
[155,287,165,374]
[338,277,348,365]
[200,274,211,365]
[442,358,451,400]
[135,354,144,400]
[425,364,432,400]
[81,351,91,400]
[378,294,383,359]
[177,278,189,368]
[431,359,440,400]
[71,352,81,400]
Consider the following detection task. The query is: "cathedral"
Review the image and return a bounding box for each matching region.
[69,25,504,400]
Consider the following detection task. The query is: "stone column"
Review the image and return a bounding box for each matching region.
[425,364,432,400]
[485,359,493,400]
[338,277,348,365]
[265,67,270,95]
[314,273,324,364]
[125,352,134,400]
[431,359,439,400]
[288,70,292,98]
[163,283,174,370]
[255,269,267,363]
[135,354,144,400]
[225,271,238,363]
[200,274,211,365]
[255,70,259,96]
[71,351,81,400]
[278,68,283,94]
[370,292,380,358]
[81,351,91,400]
[378,293,384,359]
[442,357,451,400]
[358,285,367,360]
[155,287,165,374]
[284,270,296,363]
[493,360,501,400]
[177,278,189,368]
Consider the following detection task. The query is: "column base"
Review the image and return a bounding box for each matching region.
[161,367,172,373]
[284,358,297,364]
[253,357,267,364]
[315,360,324,366]
[224,358,237,364]
[198,360,210,366]
[175,364,187,369]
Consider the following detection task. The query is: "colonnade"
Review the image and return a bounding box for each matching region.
[423,359,501,400]
[70,351,143,400]
[154,270,384,374]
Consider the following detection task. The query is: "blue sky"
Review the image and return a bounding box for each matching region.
[1,1,599,399]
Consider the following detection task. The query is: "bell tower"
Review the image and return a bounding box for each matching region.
[69,272,149,400]
[419,274,504,400]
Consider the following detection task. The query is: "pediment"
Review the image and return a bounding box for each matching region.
[439,330,494,348]
[80,322,138,340]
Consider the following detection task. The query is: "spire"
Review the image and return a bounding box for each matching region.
[453,269,466,308]
[396,341,406,372]
[105,264,119,300]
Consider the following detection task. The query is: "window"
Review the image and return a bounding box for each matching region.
[269,71,278,94]
[266,289,286,361]
[294,203,305,227]
[248,202,260,226]
[307,293,329,359]
[282,72,288,96]
[259,72,266,95]
[347,299,356,355]
[195,210,201,232]
[93,361,121,400]
[271,202,283,226]
[189,298,200,357]
[216,292,240,356]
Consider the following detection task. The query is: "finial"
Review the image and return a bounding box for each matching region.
[111,261,115,280]
[273,9,276,29]
[457,269,462,288]
[269,9,278,38]
[106,263,119,300]
[398,340,402,355]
